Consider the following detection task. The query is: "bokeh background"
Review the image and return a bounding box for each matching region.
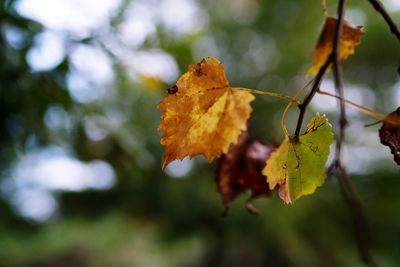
[0,0,399,266]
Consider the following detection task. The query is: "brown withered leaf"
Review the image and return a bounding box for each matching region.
[379,107,400,165]
[216,132,278,214]
[307,17,363,75]
[158,57,254,169]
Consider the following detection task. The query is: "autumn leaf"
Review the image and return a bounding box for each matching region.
[216,132,278,213]
[158,57,255,169]
[263,114,334,204]
[307,17,363,75]
[379,107,400,165]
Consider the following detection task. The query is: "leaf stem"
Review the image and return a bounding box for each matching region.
[230,87,298,103]
[317,89,386,121]
[281,103,294,137]
[281,78,315,137]
[322,0,329,17]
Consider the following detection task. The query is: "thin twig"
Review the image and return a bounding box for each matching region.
[293,0,399,138]
[317,89,386,121]
[334,166,378,267]
[366,0,400,40]
[330,1,378,266]
[281,78,316,137]
[331,0,347,166]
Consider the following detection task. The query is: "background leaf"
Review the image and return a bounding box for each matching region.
[216,132,277,212]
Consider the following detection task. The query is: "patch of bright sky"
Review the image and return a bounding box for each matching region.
[343,121,397,174]
[383,0,400,12]
[15,0,121,38]
[9,189,57,223]
[123,50,180,83]
[311,79,376,117]
[114,0,207,81]
[44,104,73,133]
[165,157,194,178]
[118,12,156,48]
[1,147,115,222]
[84,115,109,142]
[312,80,395,175]
[118,0,207,47]
[66,44,114,103]
[15,0,120,73]
[14,0,203,84]
[26,31,66,71]
[310,80,338,113]
[4,26,27,49]
[66,70,112,103]
[70,44,114,84]
[326,123,396,175]
[391,81,400,107]
[345,9,366,26]
[159,0,208,35]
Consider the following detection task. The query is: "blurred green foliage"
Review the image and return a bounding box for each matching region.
[0,0,399,266]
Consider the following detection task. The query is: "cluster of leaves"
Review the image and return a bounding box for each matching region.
[158,16,399,210]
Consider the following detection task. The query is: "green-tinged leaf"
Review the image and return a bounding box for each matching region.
[263,114,334,204]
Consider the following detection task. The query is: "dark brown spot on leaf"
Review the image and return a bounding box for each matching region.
[167,85,178,94]
[194,64,203,76]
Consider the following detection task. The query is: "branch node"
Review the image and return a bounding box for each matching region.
[340,117,348,127]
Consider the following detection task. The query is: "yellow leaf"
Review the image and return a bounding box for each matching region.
[158,57,254,169]
[307,17,363,75]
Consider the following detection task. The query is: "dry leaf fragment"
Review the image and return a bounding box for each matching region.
[307,17,363,75]
[379,107,400,165]
[216,132,277,213]
[158,57,254,169]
